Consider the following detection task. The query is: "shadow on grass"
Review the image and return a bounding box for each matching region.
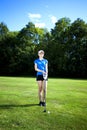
[0,104,38,109]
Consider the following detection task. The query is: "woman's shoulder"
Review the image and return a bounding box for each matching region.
[34,58,39,63]
[43,58,48,63]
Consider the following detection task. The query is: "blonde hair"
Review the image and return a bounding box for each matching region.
[38,50,44,55]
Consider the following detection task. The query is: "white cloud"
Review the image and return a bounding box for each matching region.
[35,23,46,28]
[50,16,57,24]
[28,13,46,28]
[28,13,41,19]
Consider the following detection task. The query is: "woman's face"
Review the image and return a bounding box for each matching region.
[38,52,44,58]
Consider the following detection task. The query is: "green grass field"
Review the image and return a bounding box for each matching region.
[0,77,87,130]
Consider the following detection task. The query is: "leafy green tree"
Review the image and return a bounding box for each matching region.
[47,18,71,76]
[0,19,87,78]
[65,18,87,77]
[0,22,9,37]
[13,22,37,75]
[51,17,71,43]
[0,31,19,75]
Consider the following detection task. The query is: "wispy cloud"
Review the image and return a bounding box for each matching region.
[28,13,41,19]
[28,13,46,28]
[50,15,57,24]
[35,23,46,28]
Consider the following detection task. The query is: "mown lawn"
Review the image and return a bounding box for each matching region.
[0,77,87,130]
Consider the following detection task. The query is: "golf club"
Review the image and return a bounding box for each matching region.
[43,73,47,112]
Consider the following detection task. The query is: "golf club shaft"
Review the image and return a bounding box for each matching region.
[44,79,47,111]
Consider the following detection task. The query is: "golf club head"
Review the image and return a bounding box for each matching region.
[43,109,46,112]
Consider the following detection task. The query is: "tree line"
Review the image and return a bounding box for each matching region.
[0,17,87,78]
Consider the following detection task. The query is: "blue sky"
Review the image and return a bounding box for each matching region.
[0,0,87,31]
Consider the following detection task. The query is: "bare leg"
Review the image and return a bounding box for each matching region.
[37,81,43,102]
[43,80,47,102]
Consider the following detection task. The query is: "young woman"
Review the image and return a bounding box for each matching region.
[34,50,48,106]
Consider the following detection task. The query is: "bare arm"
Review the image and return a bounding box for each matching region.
[34,62,48,74]
[34,63,44,73]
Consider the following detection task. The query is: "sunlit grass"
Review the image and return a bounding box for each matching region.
[0,77,87,130]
